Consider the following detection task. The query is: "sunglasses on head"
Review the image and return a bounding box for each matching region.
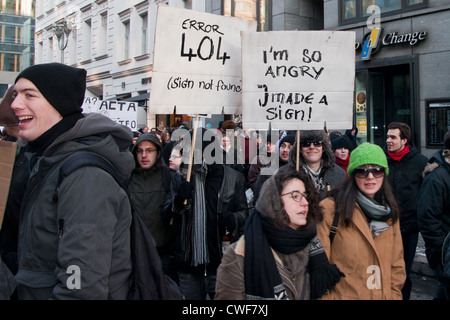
[354,167,385,179]
[300,141,322,148]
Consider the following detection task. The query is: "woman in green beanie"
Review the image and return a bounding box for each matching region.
[316,142,406,299]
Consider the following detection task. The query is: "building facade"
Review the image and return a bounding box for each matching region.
[324,0,450,157]
[0,0,35,96]
[34,0,323,130]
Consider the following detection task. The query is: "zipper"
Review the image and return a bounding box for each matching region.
[442,232,450,266]
[56,219,65,268]
[58,219,65,239]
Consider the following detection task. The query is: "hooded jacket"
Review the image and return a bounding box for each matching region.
[15,113,134,300]
[384,144,428,234]
[417,149,450,269]
[215,175,312,300]
[288,130,346,199]
[128,133,175,249]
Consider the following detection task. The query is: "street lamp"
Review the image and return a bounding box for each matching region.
[53,20,73,63]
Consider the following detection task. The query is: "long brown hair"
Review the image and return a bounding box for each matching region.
[329,172,399,227]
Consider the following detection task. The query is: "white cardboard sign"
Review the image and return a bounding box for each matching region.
[241,31,355,130]
[149,5,256,115]
[82,97,141,130]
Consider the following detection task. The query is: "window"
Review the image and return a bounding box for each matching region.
[1,25,20,44]
[223,0,271,31]
[69,28,77,65]
[98,12,108,56]
[141,13,148,55]
[0,52,21,71]
[123,20,130,60]
[83,19,91,61]
[340,0,427,24]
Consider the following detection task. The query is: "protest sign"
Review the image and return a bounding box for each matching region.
[149,5,256,115]
[82,97,145,130]
[241,31,355,131]
[0,141,16,230]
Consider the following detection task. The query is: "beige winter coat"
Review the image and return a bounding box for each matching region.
[317,198,406,300]
[215,236,311,300]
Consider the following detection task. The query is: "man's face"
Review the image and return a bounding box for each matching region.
[386,128,407,153]
[135,140,159,169]
[301,141,323,166]
[279,142,292,162]
[222,136,231,149]
[11,78,62,141]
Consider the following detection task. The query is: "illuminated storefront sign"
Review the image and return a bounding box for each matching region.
[355,28,427,60]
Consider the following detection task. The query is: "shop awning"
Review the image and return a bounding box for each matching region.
[124,92,149,106]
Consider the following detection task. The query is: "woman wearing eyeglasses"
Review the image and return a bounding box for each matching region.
[317,142,406,300]
[215,167,344,300]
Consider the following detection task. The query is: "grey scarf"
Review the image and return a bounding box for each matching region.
[302,163,325,192]
[356,191,391,237]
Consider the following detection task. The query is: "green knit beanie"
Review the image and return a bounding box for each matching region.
[347,142,389,176]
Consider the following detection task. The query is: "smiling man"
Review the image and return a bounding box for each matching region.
[384,122,428,300]
[289,130,346,199]
[10,63,135,300]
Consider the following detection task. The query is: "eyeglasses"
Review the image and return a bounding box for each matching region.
[136,148,157,155]
[354,167,385,179]
[300,141,322,148]
[281,190,307,202]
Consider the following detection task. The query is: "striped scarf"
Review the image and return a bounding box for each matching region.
[191,162,209,266]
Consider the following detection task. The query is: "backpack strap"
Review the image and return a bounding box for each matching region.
[329,209,340,245]
[53,152,124,203]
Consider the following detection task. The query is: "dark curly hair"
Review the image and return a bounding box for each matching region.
[272,166,323,229]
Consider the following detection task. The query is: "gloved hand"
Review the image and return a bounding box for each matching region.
[218,211,236,236]
[174,180,194,208]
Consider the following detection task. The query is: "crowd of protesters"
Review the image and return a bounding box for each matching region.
[0,63,449,300]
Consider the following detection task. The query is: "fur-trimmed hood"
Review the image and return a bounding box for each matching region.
[255,174,284,222]
[422,149,450,177]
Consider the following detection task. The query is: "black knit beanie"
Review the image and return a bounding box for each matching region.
[15,63,87,118]
[279,134,296,146]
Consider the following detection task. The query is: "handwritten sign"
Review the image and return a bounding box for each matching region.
[149,5,256,115]
[241,31,355,130]
[82,97,144,130]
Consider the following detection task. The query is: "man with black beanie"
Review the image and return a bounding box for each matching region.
[9,63,135,299]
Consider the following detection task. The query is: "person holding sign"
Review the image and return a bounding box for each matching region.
[215,167,344,300]
[317,143,406,299]
[161,128,248,300]
[288,130,346,199]
[10,63,135,299]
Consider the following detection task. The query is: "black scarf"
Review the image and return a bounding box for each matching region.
[26,113,84,168]
[244,211,344,300]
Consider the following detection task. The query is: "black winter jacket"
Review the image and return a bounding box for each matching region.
[417,150,450,269]
[385,145,428,234]
[162,165,248,273]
